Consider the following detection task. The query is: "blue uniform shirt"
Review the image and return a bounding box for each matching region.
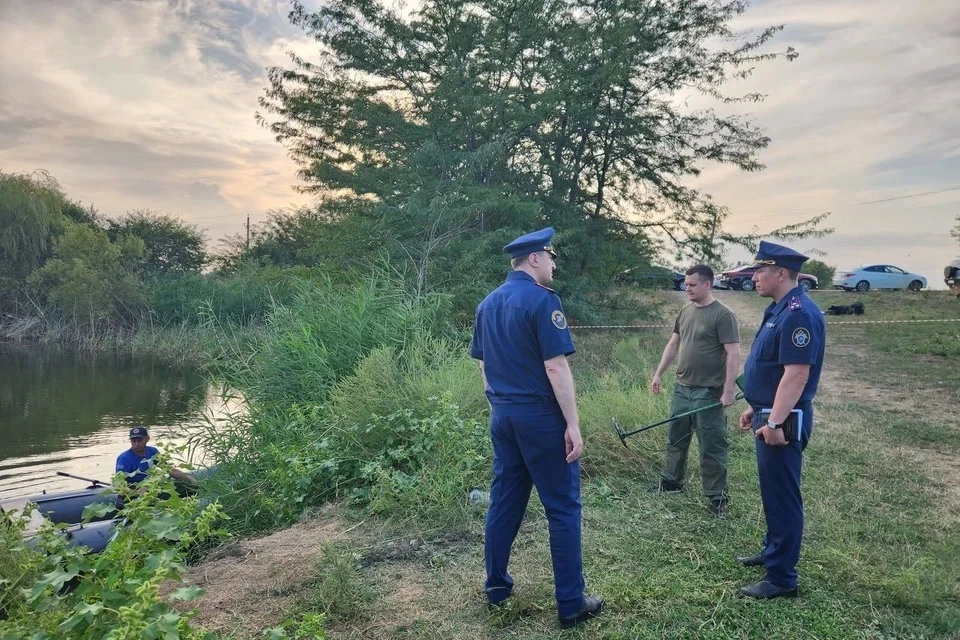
[116,446,159,483]
[470,271,575,409]
[744,286,825,408]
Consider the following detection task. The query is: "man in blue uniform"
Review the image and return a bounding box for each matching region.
[116,427,197,486]
[470,227,603,629]
[737,241,825,599]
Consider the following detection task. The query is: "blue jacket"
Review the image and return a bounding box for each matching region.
[470,271,575,410]
[744,287,825,408]
[115,446,159,483]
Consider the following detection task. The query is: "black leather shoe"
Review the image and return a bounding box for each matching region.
[558,595,604,629]
[739,580,797,599]
[736,553,765,567]
[648,479,683,493]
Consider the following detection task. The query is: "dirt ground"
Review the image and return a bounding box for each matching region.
[176,512,486,637]
[173,511,349,636]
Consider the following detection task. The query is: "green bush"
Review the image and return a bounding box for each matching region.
[328,334,487,430]
[201,283,493,531]
[235,276,452,409]
[201,394,490,534]
[0,458,227,639]
[147,266,324,327]
[362,396,490,526]
[309,544,372,622]
[27,224,148,328]
[804,259,836,288]
[0,507,47,621]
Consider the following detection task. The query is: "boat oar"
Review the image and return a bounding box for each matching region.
[57,471,111,488]
[612,392,744,449]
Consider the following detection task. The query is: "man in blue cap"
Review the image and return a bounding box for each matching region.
[470,227,603,628]
[116,427,198,486]
[736,240,825,599]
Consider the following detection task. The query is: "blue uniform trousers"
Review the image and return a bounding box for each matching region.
[484,407,585,617]
[752,402,813,589]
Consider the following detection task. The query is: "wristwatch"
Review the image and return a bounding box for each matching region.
[766,419,781,429]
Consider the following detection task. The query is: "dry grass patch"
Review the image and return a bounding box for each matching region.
[343,565,432,637]
[177,511,348,637]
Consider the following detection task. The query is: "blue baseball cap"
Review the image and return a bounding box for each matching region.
[129,427,149,438]
[750,240,809,272]
[503,227,557,259]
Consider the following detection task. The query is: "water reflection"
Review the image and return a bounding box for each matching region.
[0,342,238,500]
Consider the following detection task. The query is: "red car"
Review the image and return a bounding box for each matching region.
[718,265,819,292]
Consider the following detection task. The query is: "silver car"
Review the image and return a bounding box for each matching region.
[834,265,927,292]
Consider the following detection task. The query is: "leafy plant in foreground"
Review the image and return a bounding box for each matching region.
[0,458,227,640]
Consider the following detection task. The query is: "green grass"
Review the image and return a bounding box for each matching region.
[812,290,960,382]
[234,303,958,639]
[47,286,947,639]
[832,402,960,453]
[306,543,374,623]
[276,394,958,639]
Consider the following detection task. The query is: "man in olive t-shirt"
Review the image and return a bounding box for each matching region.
[650,265,741,516]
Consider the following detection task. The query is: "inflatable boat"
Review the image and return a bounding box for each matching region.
[1,469,212,553]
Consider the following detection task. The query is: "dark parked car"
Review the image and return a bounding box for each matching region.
[618,266,687,291]
[946,259,960,297]
[718,265,819,292]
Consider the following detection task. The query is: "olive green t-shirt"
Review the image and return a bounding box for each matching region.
[673,300,740,388]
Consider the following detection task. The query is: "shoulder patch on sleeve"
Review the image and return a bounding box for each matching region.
[791,327,811,348]
[551,310,567,330]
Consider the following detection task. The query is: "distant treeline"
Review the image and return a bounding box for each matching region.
[0,167,838,339]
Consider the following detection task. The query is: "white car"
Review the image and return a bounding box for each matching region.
[834,265,927,292]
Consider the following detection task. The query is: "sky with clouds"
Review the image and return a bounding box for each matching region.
[1,0,958,287]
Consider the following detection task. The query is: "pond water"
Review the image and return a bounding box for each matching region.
[0,342,239,501]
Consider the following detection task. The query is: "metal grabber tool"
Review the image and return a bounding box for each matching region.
[612,375,745,449]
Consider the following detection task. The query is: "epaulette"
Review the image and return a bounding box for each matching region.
[534,282,558,294]
[788,295,802,311]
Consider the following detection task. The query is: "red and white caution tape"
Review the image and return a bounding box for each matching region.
[570,318,960,330]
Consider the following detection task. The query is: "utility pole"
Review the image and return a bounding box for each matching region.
[245,214,250,251]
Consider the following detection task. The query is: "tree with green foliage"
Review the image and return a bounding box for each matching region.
[28,224,148,328]
[216,201,382,276]
[62,199,100,227]
[803,259,835,289]
[107,209,207,277]
[258,0,830,313]
[0,170,66,282]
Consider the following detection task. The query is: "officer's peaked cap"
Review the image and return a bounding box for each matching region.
[503,227,557,259]
[750,240,809,272]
